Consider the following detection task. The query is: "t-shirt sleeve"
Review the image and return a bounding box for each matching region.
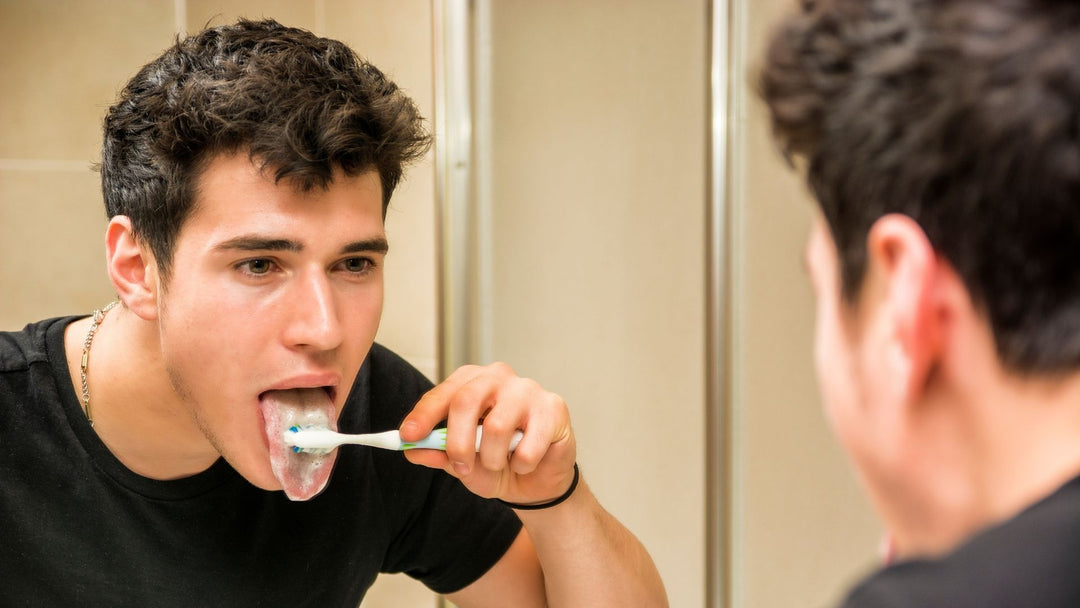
[837,561,952,608]
[838,582,905,608]
[380,466,523,594]
[362,344,524,594]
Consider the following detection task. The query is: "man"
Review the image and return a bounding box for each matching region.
[0,19,666,606]
[761,0,1080,605]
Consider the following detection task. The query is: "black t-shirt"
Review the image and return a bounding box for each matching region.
[0,317,521,607]
[840,475,1080,607]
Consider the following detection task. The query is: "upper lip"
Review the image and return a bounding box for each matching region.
[261,372,341,403]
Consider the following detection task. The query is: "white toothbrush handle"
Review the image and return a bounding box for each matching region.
[286,426,523,452]
[474,427,524,452]
[401,427,523,452]
[285,429,401,450]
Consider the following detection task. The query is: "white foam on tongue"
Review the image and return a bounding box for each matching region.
[260,388,338,501]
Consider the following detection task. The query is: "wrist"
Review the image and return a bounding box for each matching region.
[497,463,580,511]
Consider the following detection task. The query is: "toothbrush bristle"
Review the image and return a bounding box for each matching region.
[285,425,327,454]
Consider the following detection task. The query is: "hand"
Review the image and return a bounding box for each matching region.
[399,363,577,505]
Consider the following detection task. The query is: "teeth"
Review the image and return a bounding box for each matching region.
[282,408,332,430]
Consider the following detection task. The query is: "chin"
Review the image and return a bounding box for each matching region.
[238,463,284,493]
[214,441,282,492]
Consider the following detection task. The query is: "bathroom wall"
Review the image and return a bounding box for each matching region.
[727,0,881,606]
[0,0,171,329]
[485,2,708,606]
[484,1,883,607]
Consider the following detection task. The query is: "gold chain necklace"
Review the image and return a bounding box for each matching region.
[80,301,119,426]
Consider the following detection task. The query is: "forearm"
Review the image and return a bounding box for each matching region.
[515,472,668,607]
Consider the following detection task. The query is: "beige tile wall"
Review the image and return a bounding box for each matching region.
[729,1,880,606]
[0,0,175,329]
[488,1,883,607]
[0,169,110,326]
[0,1,175,162]
[487,2,708,606]
[186,0,317,32]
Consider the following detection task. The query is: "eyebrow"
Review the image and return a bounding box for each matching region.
[214,236,389,255]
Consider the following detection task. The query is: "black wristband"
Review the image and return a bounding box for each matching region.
[497,463,580,511]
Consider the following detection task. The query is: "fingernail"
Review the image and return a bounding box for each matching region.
[401,420,417,436]
[452,461,470,475]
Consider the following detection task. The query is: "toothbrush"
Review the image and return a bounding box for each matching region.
[284,425,523,455]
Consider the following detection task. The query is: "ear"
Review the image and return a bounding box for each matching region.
[105,216,160,321]
[864,214,942,403]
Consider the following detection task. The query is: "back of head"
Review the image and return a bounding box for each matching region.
[100,19,430,280]
[760,0,1080,373]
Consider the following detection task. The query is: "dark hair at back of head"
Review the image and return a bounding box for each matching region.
[760,0,1080,374]
[100,18,431,281]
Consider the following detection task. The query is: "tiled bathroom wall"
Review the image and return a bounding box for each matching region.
[727,2,880,606]
[486,1,881,607]
[486,2,708,606]
[0,0,175,329]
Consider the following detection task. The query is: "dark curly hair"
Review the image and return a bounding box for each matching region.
[761,0,1080,373]
[100,19,431,281]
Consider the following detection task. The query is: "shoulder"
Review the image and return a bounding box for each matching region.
[366,343,434,392]
[353,343,435,429]
[0,317,72,373]
[841,478,1080,608]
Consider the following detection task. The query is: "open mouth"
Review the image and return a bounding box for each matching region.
[259,387,339,501]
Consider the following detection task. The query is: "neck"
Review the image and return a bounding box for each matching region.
[971,370,1080,518]
[65,306,219,480]
[886,362,1080,559]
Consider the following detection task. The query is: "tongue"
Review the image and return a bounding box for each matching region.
[260,388,338,501]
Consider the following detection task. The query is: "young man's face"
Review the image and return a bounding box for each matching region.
[805,215,882,482]
[153,153,386,496]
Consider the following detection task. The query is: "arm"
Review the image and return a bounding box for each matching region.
[448,476,666,607]
[400,363,668,607]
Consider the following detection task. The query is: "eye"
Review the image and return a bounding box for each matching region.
[238,258,276,276]
[341,257,374,273]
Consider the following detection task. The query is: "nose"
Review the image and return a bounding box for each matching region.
[282,271,345,353]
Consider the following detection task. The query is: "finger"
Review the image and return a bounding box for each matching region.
[403,447,485,490]
[403,448,450,471]
[400,365,484,441]
[444,373,503,475]
[477,378,536,471]
[404,442,505,500]
[509,390,569,476]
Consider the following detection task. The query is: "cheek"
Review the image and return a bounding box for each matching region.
[814,314,887,483]
[347,284,383,337]
[158,294,261,400]
[813,299,861,443]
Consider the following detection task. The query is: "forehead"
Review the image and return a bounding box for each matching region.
[193,152,382,203]
[182,153,384,238]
